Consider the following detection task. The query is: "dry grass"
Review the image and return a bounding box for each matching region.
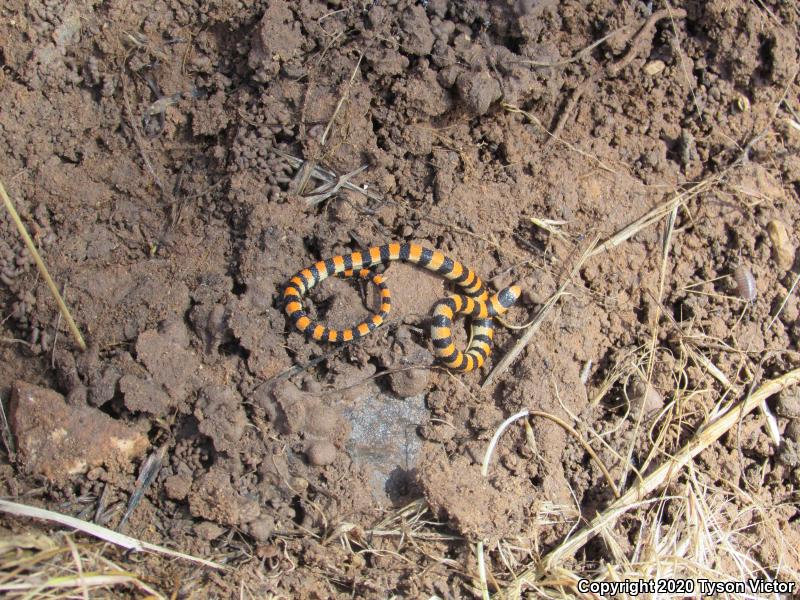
[0,530,164,598]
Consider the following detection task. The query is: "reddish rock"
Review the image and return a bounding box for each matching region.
[9,380,149,484]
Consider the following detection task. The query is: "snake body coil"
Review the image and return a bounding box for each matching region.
[283,242,520,372]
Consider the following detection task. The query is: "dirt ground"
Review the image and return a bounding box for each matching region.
[2,0,800,597]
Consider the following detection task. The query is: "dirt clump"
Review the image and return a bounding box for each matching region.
[9,380,149,484]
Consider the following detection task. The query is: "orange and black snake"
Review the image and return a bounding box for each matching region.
[282,242,520,372]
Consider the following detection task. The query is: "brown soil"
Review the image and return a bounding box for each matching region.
[2,0,800,596]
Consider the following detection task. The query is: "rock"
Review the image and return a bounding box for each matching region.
[9,380,149,484]
[626,378,664,415]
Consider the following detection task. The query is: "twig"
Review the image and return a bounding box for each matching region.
[544,81,590,148]
[294,53,363,196]
[320,52,363,147]
[275,150,527,260]
[51,283,65,368]
[529,410,620,499]
[0,179,86,351]
[498,367,800,598]
[511,30,619,68]
[0,396,14,457]
[607,8,688,77]
[588,175,718,258]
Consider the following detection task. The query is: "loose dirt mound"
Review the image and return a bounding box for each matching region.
[2,0,800,596]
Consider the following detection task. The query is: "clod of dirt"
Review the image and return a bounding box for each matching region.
[304,403,340,438]
[260,380,348,442]
[400,5,435,57]
[227,296,292,380]
[380,261,444,322]
[247,0,304,82]
[306,440,337,466]
[134,320,202,401]
[367,46,410,77]
[189,466,262,526]
[785,420,800,444]
[403,65,454,117]
[456,69,502,116]
[267,381,310,434]
[119,374,173,415]
[164,473,192,501]
[384,338,433,397]
[389,365,430,398]
[9,380,149,484]
[776,389,800,419]
[245,516,276,543]
[89,366,122,407]
[189,302,231,356]
[194,521,225,541]
[194,386,248,453]
[778,439,800,467]
[120,321,202,414]
[418,448,524,541]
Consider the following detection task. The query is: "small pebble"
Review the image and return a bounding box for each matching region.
[766,220,795,271]
[627,378,664,414]
[306,440,337,466]
[643,60,665,76]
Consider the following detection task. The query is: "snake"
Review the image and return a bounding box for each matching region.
[282,242,520,372]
